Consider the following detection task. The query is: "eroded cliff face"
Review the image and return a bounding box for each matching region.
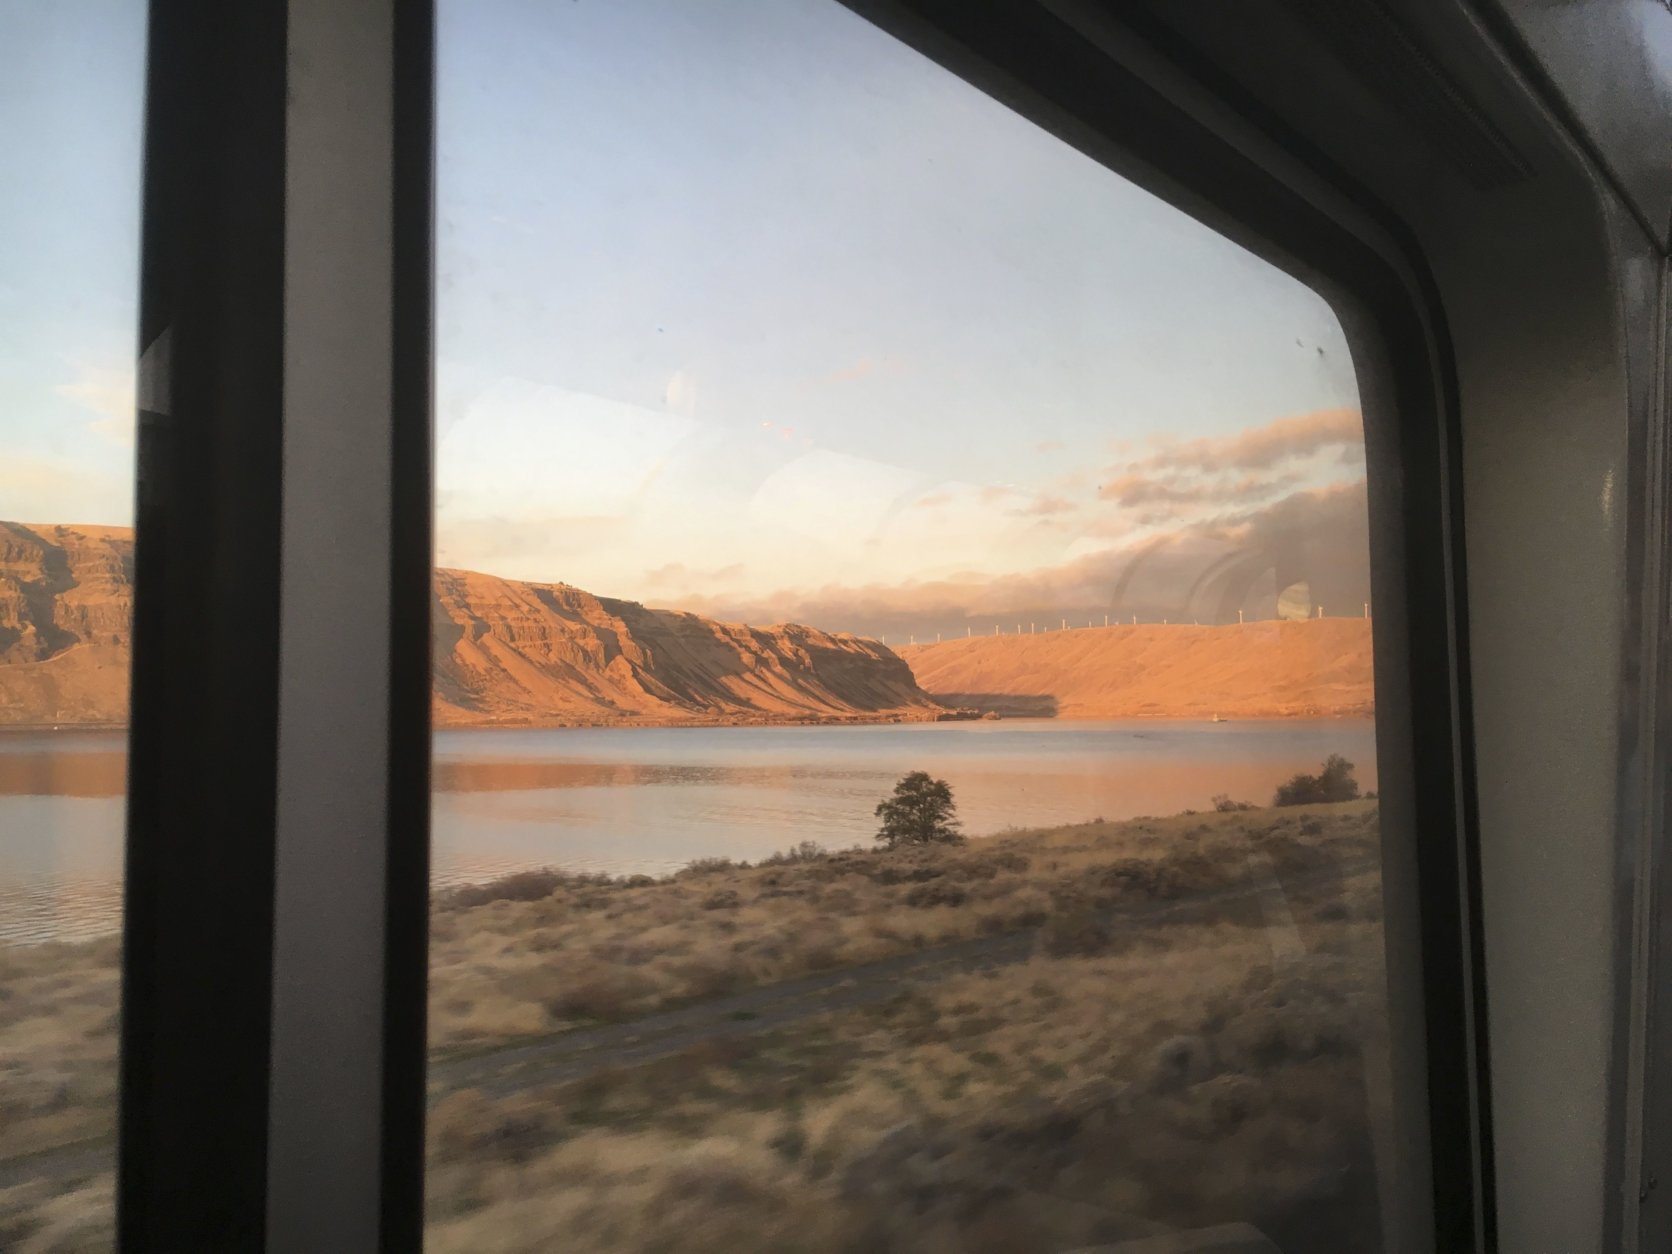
[431,569,937,725]
[0,524,133,724]
[0,524,940,727]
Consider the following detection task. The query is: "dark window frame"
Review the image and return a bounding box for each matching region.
[115,0,1490,1247]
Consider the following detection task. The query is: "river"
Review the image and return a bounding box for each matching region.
[0,718,1376,943]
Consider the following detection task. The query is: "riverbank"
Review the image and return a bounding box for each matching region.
[2,799,1386,1251]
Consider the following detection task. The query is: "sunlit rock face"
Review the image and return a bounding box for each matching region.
[0,524,133,663]
[0,522,940,728]
[430,568,939,725]
[0,524,133,724]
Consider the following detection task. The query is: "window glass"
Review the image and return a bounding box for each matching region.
[0,2,145,1247]
[429,2,1391,1250]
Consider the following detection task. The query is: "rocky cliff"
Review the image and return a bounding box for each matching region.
[0,524,940,727]
[431,568,937,725]
[0,523,133,725]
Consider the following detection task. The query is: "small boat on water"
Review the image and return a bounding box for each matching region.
[1211,714,1226,723]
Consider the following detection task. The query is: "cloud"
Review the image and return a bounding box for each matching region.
[1128,408,1361,476]
[1011,493,1076,517]
[675,480,1370,638]
[0,454,131,526]
[1081,409,1361,535]
[1,455,102,498]
[1098,469,1301,509]
[664,369,699,417]
[1097,473,1202,507]
[1035,439,1064,454]
[644,561,744,587]
[750,449,923,539]
[439,379,700,520]
[434,512,630,579]
[55,360,137,446]
[816,355,906,386]
[825,357,878,383]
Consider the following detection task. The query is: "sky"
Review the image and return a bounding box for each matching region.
[2,0,1370,639]
[0,0,145,526]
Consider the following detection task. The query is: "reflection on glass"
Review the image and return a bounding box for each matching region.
[0,2,145,1246]
[428,1,1389,1250]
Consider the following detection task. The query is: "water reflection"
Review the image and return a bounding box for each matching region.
[0,734,127,942]
[0,721,1377,942]
[429,720,1379,890]
[0,735,126,798]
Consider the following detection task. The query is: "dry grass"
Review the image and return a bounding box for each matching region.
[0,801,1387,1252]
[0,935,119,1253]
[421,800,1388,1252]
[428,801,1380,1054]
[424,845,1390,1251]
[0,935,120,1159]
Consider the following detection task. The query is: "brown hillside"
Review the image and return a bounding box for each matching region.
[898,618,1374,719]
[431,568,936,726]
[0,523,133,726]
[0,523,939,728]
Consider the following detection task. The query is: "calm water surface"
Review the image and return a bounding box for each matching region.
[0,719,1376,942]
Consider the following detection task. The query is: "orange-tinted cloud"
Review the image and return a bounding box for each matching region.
[1098,469,1302,509]
[1132,408,1361,475]
[1011,493,1076,517]
[643,561,744,587]
[672,480,1370,638]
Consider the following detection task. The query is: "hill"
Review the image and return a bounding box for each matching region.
[0,523,939,728]
[898,618,1373,719]
[0,523,133,726]
[431,568,935,726]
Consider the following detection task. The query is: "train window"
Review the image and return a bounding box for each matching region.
[424,2,1395,1251]
[0,1,145,1246]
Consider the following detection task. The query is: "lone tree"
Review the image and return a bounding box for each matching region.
[875,771,964,849]
[1273,753,1361,807]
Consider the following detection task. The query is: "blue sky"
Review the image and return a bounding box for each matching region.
[0,0,145,525]
[435,0,1364,630]
[3,0,1367,634]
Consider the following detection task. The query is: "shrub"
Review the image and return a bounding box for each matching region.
[429,1090,559,1165]
[548,971,655,1023]
[441,868,565,909]
[1037,908,1113,957]
[1211,793,1254,813]
[1273,753,1361,806]
[874,771,964,848]
[760,841,828,866]
[904,881,968,909]
[982,850,1031,874]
